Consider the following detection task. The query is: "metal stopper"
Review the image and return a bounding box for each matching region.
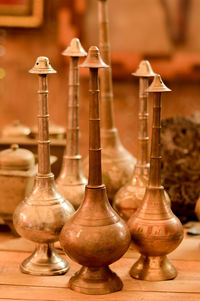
[147,74,171,93]
[62,38,87,57]
[80,46,108,69]
[132,60,155,78]
[29,56,56,74]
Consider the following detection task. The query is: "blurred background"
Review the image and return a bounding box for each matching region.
[1,0,200,157]
[0,0,200,155]
[1,0,200,221]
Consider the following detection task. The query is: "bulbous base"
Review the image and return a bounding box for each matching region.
[21,243,69,276]
[130,255,177,281]
[69,266,123,295]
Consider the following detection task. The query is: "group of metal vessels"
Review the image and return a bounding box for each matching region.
[2,0,200,296]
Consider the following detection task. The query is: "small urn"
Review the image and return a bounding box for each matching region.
[59,46,131,295]
[13,57,75,276]
[113,60,155,220]
[56,38,87,209]
[128,75,183,281]
[1,120,31,139]
[0,144,36,232]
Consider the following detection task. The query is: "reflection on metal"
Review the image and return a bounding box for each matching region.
[60,47,131,295]
[56,38,87,209]
[13,56,75,276]
[128,74,183,281]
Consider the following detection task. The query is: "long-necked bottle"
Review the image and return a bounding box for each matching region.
[56,38,87,209]
[113,61,155,220]
[13,57,75,276]
[83,0,136,202]
[128,74,183,281]
[60,46,131,295]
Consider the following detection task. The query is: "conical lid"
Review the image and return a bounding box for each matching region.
[62,38,87,57]
[0,144,35,171]
[132,60,155,77]
[29,56,56,74]
[80,46,108,69]
[147,74,171,93]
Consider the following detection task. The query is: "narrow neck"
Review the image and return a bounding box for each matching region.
[37,75,51,175]
[88,68,102,186]
[149,93,162,187]
[98,0,115,130]
[135,77,149,174]
[66,57,79,157]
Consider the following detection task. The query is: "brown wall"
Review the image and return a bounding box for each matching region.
[1,0,200,159]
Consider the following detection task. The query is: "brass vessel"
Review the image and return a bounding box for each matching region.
[56,38,87,209]
[128,74,183,281]
[83,0,136,202]
[13,57,75,276]
[59,47,131,295]
[0,144,36,231]
[113,61,155,220]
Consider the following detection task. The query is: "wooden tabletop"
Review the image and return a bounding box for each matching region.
[0,225,200,301]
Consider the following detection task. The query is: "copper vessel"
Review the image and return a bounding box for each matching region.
[113,61,155,220]
[13,57,75,276]
[56,38,87,209]
[128,74,183,281]
[83,0,136,202]
[59,46,131,295]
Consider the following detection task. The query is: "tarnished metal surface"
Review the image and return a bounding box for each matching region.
[83,0,136,202]
[128,75,183,281]
[113,61,155,220]
[56,38,87,209]
[13,56,75,276]
[60,47,131,295]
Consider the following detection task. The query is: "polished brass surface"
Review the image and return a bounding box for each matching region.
[59,47,131,295]
[62,37,87,57]
[128,74,183,281]
[83,0,136,202]
[13,56,75,276]
[1,120,31,138]
[56,38,87,209]
[113,61,155,220]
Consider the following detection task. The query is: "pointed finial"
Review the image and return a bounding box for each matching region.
[147,74,171,93]
[132,60,155,78]
[29,56,56,74]
[62,38,87,57]
[80,46,108,69]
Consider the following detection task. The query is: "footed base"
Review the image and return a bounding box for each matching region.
[21,243,69,276]
[130,255,177,281]
[69,266,123,295]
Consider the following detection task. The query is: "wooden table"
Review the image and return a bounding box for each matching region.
[0,225,200,301]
